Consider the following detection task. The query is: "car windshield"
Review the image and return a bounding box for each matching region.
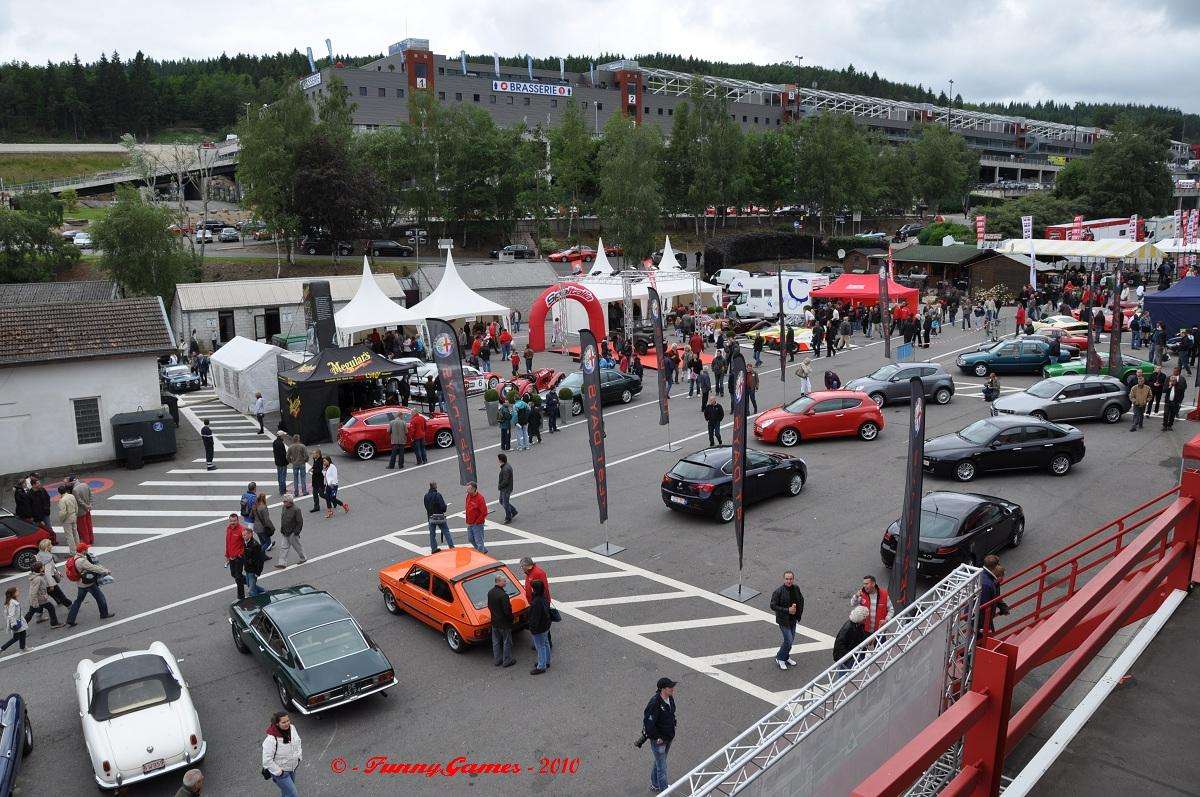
[163,366,191,377]
[957,420,999,445]
[920,510,963,539]
[1026,380,1062,399]
[669,460,718,480]
[868,364,901,380]
[462,570,520,611]
[288,619,369,668]
[90,675,180,720]
[783,396,815,413]
[559,373,583,390]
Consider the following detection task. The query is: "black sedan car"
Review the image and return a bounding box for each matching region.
[0,694,32,797]
[159,364,201,394]
[553,368,642,416]
[923,415,1085,482]
[229,586,396,714]
[662,446,806,523]
[880,491,1025,577]
[368,239,414,257]
[490,244,534,259]
[298,236,354,256]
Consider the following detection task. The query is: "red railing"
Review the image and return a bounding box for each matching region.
[853,437,1200,797]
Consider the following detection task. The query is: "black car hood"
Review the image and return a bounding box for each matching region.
[924,434,976,456]
[291,647,391,695]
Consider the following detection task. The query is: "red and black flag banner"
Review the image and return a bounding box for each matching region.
[889,376,925,609]
[1107,272,1124,379]
[729,351,748,569]
[578,329,608,523]
[426,317,477,486]
[647,287,670,426]
[778,267,786,382]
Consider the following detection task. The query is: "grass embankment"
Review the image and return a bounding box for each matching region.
[0,153,129,185]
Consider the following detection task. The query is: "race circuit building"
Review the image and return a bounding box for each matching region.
[301,39,1191,183]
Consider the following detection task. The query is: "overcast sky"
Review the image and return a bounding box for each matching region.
[2,0,1196,113]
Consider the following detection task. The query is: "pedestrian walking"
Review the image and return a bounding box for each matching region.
[832,606,870,675]
[524,344,535,374]
[1149,364,1166,414]
[197,353,210,387]
[488,574,516,667]
[1129,373,1152,431]
[272,431,289,495]
[769,571,804,670]
[36,539,71,608]
[24,566,63,628]
[465,482,489,553]
[253,493,276,553]
[275,494,306,568]
[697,368,712,407]
[56,483,80,551]
[785,326,796,362]
[811,321,825,359]
[978,555,1009,634]
[663,353,677,391]
[65,543,114,626]
[201,419,216,470]
[252,392,266,434]
[308,451,325,514]
[387,412,407,469]
[545,390,560,433]
[287,436,308,496]
[510,351,521,377]
[498,454,518,523]
[795,358,813,394]
[240,482,258,531]
[643,677,678,793]
[424,482,454,552]
[70,475,94,545]
[225,514,246,600]
[500,327,513,360]
[850,575,893,634]
[746,366,759,413]
[514,396,531,451]
[711,351,727,396]
[322,457,349,517]
[1,588,28,655]
[752,334,764,366]
[982,372,1000,410]
[241,526,267,597]
[839,318,853,350]
[262,711,302,797]
[1163,369,1188,430]
[703,396,724,446]
[175,768,204,796]
[409,410,428,464]
[527,580,552,675]
[425,376,439,415]
[497,397,513,451]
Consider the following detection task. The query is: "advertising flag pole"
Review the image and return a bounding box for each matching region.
[718,352,759,603]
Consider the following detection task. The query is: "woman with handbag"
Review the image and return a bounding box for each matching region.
[321,457,349,518]
[262,711,302,797]
[1,587,28,654]
[253,493,276,553]
[527,580,552,676]
[36,539,71,607]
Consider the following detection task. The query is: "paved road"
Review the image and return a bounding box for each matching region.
[2,323,1185,795]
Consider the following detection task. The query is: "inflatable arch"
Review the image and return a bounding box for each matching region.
[527,282,607,352]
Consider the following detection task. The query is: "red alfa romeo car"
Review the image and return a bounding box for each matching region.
[753,390,885,447]
[1070,302,1137,332]
[337,406,455,460]
[498,368,566,399]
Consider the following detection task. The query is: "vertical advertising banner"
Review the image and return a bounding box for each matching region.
[880,256,892,360]
[426,318,477,487]
[889,377,925,609]
[778,268,786,381]
[1022,215,1037,290]
[974,215,986,249]
[1127,214,1139,241]
[302,281,336,351]
[729,352,748,569]
[1072,214,1084,241]
[578,329,608,523]
[1108,272,1124,379]
[647,287,670,426]
[1021,215,1033,240]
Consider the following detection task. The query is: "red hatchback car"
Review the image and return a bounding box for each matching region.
[337,406,455,460]
[753,390,884,447]
[0,512,54,571]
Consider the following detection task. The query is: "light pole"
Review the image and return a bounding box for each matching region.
[947,79,954,128]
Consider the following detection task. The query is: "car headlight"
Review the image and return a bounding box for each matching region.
[760,419,774,428]
[957,356,966,366]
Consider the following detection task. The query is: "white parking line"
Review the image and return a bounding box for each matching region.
[623,616,761,635]
[498,553,584,565]
[545,571,640,583]
[91,509,231,517]
[168,468,278,474]
[562,592,692,609]
[693,642,830,667]
[108,494,243,501]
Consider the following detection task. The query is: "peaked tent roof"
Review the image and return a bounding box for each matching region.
[406,251,511,321]
[209,335,285,371]
[658,235,683,271]
[811,273,919,307]
[587,237,615,276]
[334,258,423,342]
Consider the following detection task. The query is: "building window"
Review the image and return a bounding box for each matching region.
[359,86,367,96]
[473,93,480,102]
[438,67,444,75]
[507,96,514,105]
[657,107,663,115]
[396,88,404,98]
[523,96,531,106]
[742,115,747,122]
[754,117,759,124]
[455,92,462,101]
[644,107,649,115]
[378,87,386,97]
[438,91,446,100]
[668,108,673,115]
[551,98,558,108]
[596,102,603,111]
[490,95,497,103]
[73,397,102,445]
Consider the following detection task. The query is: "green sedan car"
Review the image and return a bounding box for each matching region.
[1042,352,1154,386]
[229,585,396,714]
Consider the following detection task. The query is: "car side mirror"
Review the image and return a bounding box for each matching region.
[804,409,816,416]
[1053,395,1064,401]
[988,442,1000,449]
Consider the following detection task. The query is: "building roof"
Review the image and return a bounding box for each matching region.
[879,245,990,265]
[0,296,175,367]
[0,280,120,307]
[845,247,887,257]
[415,259,560,294]
[173,274,404,312]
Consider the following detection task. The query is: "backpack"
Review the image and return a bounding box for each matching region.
[65,555,82,582]
[240,496,251,517]
[516,406,530,425]
[498,405,512,424]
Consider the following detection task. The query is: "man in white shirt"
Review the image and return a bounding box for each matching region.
[252,392,266,434]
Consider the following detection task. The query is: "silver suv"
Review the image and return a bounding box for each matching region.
[992,374,1130,424]
[846,362,956,407]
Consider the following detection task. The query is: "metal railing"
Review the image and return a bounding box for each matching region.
[4,151,239,195]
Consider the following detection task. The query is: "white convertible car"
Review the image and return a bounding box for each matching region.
[75,642,206,791]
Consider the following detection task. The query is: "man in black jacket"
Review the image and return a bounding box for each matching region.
[703,397,724,446]
[1163,369,1188,430]
[643,677,677,793]
[769,571,804,670]
[240,526,267,597]
[424,482,453,552]
[833,606,870,675]
[272,432,289,495]
[12,478,33,522]
[488,574,515,667]
[27,476,51,529]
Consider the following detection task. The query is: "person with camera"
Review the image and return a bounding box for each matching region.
[642,676,678,792]
[65,543,114,627]
[262,711,302,796]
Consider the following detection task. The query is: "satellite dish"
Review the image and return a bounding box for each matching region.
[836,249,846,260]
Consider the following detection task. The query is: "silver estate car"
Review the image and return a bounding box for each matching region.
[992,374,1130,424]
[846,362,956,407]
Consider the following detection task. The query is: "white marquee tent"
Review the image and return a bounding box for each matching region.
[1152,238,1200,254]
[586,237,616,276]
[406,251,512,322]
[334,258,423,344]
[555,269,722,336]
[209,336,298,413]
[994,238,1162,261]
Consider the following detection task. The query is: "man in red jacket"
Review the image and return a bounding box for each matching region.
[408,411,428,465]
[224,513,247,600]
[689,331,704,357]
[521,556,553,649]
[465,482,489,553]
[850,575,894,633]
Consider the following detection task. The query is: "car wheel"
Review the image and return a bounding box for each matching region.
[275,678,292,710]
[787,473,805,495]
[445,625,466,654]
[306,246,317,255]
[383,589,402,615]
[934,387,952,405]
[21,712,32,756]
[717,499,736,523]
[1049,454,1072,476]
[973,363,989,377]
[435,429,454,449]
[488,377,499,390]
[779,428,800,447]
[955,460,977,482]
[1042,368,1050,378]
[869,392,885,407]
[355,440,377,460]
[232,622,249,654]
[1102,404,1122,424]
[1009,518,1025,547]
[858,421,880,441]
[1030,410,1048,421]
[571,399,583,416]
[12,548,37,571]
[621,389,633,404]
[372,250,380,257]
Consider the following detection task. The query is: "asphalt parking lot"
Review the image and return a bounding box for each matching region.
[2,322,1188,796]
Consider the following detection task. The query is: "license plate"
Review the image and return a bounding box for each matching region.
[670,496,687,505]
[142,759,165,774]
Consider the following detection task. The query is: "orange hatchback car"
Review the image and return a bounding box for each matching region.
[378,549,529,653]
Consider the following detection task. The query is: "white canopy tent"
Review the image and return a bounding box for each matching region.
[334,258,424,345]
[586,237,616,276]
[555,270,722,337]
[994,238,1163,261]
[208,336,297,414]
[1152,238,1200,254]
[659,234,683,271]
[406,251,512,322]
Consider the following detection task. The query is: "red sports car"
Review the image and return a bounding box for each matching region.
[1038,326,1091,351]
[498,368,565,399]
[337,406,455,460]
[1070,302,1137,332]
[753,391,885,447]
[0,512,55,570]
[547,245,597,263]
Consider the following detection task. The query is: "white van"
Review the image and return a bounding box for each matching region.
[726,272,829,319]
[711,268,751,288]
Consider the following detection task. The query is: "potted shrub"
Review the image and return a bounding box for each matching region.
[324,405,342,442]
[484,388,500,425]
[558,386,581,417]
[506,388,520,405]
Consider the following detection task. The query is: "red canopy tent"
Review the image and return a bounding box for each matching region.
[811,274,919,309]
